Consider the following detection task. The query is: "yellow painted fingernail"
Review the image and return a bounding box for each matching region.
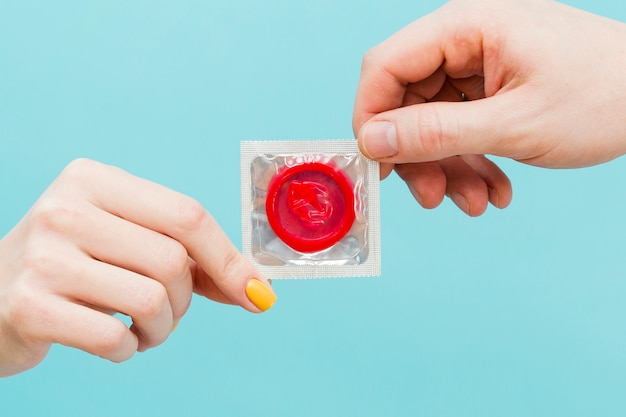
[171,322,179,333]
[245,279,277,312]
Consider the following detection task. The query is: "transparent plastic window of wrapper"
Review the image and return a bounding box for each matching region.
[240,140,381,279]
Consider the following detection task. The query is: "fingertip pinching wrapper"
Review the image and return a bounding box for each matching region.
[240,140,381,279]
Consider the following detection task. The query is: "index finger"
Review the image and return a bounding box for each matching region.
[352,2,485,134]
[58,159,276,313]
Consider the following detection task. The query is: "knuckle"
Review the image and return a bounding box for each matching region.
[157,240,189,281]
[360,48,376,71]
[57,158,97,186]
[174,196,208,234]
[20,244,55,278]
[5,286,33,329]
[4,285,46,342]
[136,283,169,321]
[60,158,97,179]
[416,106,447,157]
[361,45,384,72]
[19,240,78,294]
[21,242,68,285]
[94,321,132,360]
[213,249,243,285]
[28,197,82,234]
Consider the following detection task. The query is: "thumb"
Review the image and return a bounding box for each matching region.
[357,96,516,164]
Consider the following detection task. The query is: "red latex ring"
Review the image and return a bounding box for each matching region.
[265,161,356,253]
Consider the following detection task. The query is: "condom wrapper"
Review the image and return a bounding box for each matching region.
[241,140,381,279]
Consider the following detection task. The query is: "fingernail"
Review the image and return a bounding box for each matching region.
[171,322,179,333]
[361,121,398,158]
[245,279,277,312]
[449,192,469,213]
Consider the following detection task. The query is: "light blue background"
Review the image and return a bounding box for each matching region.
[2,1,626,416]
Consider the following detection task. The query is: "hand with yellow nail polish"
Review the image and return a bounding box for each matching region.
[0,159,276,377]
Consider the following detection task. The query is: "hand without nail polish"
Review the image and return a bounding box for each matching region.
[361,121,398,158]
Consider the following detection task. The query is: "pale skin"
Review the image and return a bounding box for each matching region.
[5,0,626,378]
[0,158,276,377]
[353,0,626,216]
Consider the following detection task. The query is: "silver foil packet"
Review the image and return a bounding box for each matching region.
[240,140,381,279]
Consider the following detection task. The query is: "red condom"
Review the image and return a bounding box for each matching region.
[265,161,356,253]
